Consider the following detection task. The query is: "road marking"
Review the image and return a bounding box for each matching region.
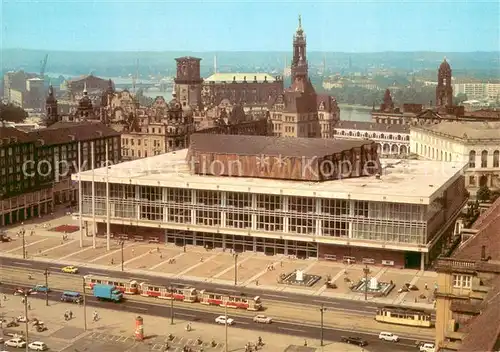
[279,327,305,332]
[123,305,147,311]
[312,299,340,305]
[176,313,196,318]
[236,321,249,325]
[11,262,32,266]
[264,294,288,299]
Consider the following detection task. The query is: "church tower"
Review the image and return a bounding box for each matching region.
[290,15,309,85]
[45,85,58,126]
[436,58,453,108]
[174,56,203,110]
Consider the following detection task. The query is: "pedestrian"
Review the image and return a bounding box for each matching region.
[255,279,259,286]
[280,261,283,267]
[28,303,31,310]
[160,253,163,259]
[132,249,135,256]
[183,245,186,252]
[157,247,160,253]
[425,283,428,290]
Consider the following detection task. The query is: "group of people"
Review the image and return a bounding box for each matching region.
[64,310,73,321]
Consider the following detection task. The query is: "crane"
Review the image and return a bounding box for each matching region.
[40,54,48,78]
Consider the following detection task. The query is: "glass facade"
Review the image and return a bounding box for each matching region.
[81,182,428,245]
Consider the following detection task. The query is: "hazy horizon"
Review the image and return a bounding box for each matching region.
[2,1,499,52]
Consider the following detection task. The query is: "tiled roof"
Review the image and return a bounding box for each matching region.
[413,121,500,140]
[28,122,120,146]
[458,276,500,352]
[453,197,500,262]
[334,120,410,134]
[0,127,33,142]
[189,134,373,158]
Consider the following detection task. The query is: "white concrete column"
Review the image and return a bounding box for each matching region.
[91,141,96,248]
[420,252,426,272]
[163,188,168,223]
[315,198,322,236]
[191,189,196,225]
[135,186,140,220]
[220,191,226,228]
[283,195,289,233]
[251,193,257,231]
[105,140,110,251]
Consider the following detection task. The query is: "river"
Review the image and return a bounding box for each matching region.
[339,104,372,122]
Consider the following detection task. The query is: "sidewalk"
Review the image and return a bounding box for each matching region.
[0,294,365,352]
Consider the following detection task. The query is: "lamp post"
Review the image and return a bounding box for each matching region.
[20,288,33,352]
[43,268,50,306]
[363,264,370,301]
[120,240,125,271]
[233,253,238,286]
[224,303,228,352]
[168,286,174,325]
[320,304,327,347]
[82,277,87,331]
[21,225,26,259]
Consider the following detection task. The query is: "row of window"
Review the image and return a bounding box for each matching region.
[452,274,472,288]
[335,130,410,141]
[469,150,500,168]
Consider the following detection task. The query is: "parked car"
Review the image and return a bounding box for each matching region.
[13,288,24,296]
[253,315,273,324]
[419,342,436,352]
[16,315,28,323]
[340,336,368,346]
[31,285,49,293]
[6,320,20,328]
[5,338,26,348]
[378,332,399,342]
[28,341,48,351]
[61,266,79,274]
[215,315,234,325]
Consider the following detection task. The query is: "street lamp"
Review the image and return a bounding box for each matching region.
[21,225,26,259]
[43,269,50,306]
[224,303,228,352]
[82,277,87,331]
[233,253,238,286]
[320,304,327,347]
[120,240,125,271]
[19,288,33,352]
[168,286,174,325]
[363,264,370,301]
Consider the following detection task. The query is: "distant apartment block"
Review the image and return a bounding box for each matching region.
[453,82,500,100]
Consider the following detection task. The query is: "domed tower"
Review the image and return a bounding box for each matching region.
[291,15,308,84]
[436,58,453,108]
[174,56,203,110]
[45,85,58,126]
[77,82,94,120]
[168,83,183,121]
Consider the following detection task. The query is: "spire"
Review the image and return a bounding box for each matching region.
[83,82,88,95]
[48,85,54,96]
[296,14,303,35]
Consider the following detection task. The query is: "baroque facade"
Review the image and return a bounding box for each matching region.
[411,121,500,194]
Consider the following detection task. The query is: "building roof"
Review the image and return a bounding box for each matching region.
[453,197,500,263]
[29,121,119,146]
[189,134,371,158]
[458,275,500,352]
[413,121,500,141]
[0,127,33,143]
[335,120,410,134]
[74,148,466,205]
[205,73,276,83]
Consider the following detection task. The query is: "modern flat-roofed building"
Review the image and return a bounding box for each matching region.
[73,134,467,269]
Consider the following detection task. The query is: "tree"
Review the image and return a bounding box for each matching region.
[0,103,28,123]
[476,185,491,202]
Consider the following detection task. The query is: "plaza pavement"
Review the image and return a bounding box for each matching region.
[0,293,364,352]
[0,212,436,310]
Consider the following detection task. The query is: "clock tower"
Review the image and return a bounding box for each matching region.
[174,57,203,109]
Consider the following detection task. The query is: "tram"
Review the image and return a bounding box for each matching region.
[84,275,139,294]
[139,282,197,302]
[375,306,433,328]
[199,290,262,311]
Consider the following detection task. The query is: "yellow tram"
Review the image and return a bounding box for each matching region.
[375,306,433,328]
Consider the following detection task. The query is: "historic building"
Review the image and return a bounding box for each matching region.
[435,197,500,352]
[333,120,410,156]
[411,121,500,195]
[436,58,453,110]
[62,74,111,103]
[0,122,120,226]
[174,57,204,110]
[75,134,467,269]
[268,16,340,139]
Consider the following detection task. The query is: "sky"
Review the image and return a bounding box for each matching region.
[1,0,499,52]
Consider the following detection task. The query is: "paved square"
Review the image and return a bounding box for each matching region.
[72,243,121,262]
[43,239,94,259]
[152,252,202,274]
[184,253,236,278]
[256,260,308,285]
[10,237,59,257]
[127,248,179,270]
[217,256,272,282]
[0,238,24,251]
[50,326,85,340]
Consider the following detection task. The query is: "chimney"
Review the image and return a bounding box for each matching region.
[481,245,486,261]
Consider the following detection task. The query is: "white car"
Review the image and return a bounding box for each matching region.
[215,315,234,325]
[16,315,28,323]
[28,341,48,351]
[419,342,436,352]
[5,338,26,348]
[378,331,399,342]
[253,315,273,324]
